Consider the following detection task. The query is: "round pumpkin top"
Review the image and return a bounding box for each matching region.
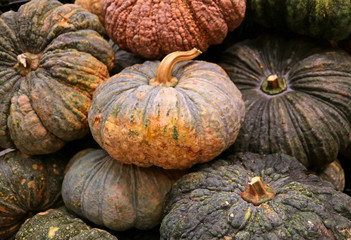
[160,152,351,240]
[218,34,351,172]
[103,0,246,59]
[15,207,118,240]
[62,148,184,231]
[0,0,114,155]
[0,149,67,239]
[88,49,245,169]
[248,0,351,40]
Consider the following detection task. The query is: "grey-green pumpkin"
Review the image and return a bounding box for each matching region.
[160,152,351,240]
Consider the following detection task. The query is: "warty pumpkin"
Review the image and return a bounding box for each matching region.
[0,0,114,155]
[88,49,245,169]
[62,148,184,231]
[0,149,67,239]
[247,0,351,40]
[218,34,351,172]
[103,0,246,59]
[15,207,117,240]
[160,152,351,240]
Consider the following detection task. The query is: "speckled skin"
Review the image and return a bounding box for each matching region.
[15,207,118,240]
[248,0,351,40]
[218,35,351,172]
[0,150,67,239]
[88,60,245,169]
[109,40,145,76]
[103,0,246,59]
[62,148,184,231]
[160,152,351,240]
[0,0,114,155]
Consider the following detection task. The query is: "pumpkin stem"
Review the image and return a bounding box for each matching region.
[240,176,275,206]
[261,74,287,95]
[14,52,41,76]
[149,48,202,87]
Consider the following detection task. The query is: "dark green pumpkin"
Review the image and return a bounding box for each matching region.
[0,0,114,155]
[62,148,184,231]
[109,40,145,76]
[218,35,351,172]
[247,0,351,40]
[0,149,67,239]
[15,207,117,240]
[160,152,351,240]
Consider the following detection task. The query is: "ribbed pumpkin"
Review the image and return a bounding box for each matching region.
[88,49,245,169]
[160,152,351,240]
[109,40,145,76]
[74,0,104,25]
[103,0,246,59]
[247,0,351,40]
[218,35,351,172]
[0,0,114,155]
[0,149,67,239]
[15,207,117,240]
[62,148,184,231]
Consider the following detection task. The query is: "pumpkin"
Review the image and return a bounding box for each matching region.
[15,207,117,240]
[74,0,104,25]
[0,149,67,239]
[88,49,245,169]
[310,159,345,192]
[62,148,184,231]
[109,40,145,76]
[218,34,351,172]
[247,0,351,40]
[103,0,246,59]
[160,152,351,240]
[0,0,114,155]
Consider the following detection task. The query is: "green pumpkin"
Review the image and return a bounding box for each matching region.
[89,49,245,169]
[15,207,117,240]
[218,34,351,172]
[247,0,351,40]
[0,149,67,239]
[62,148,184,231]
[160,152,351,240]
[0,0,114,155]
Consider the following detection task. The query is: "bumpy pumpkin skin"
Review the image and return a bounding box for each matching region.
[62,148,184,231]
[74,0,105,25]
[109,40,145,76]
[88,59,245,169]
[160,152,351,240]
[0,149,67,239]
[103,0,246,59]
[0,0,114,155]
[15,207,117,240]
[248,0,351,40]
[218,35,351,172]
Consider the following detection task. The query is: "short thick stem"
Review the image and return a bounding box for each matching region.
[149,48,202,87]
[240,176,275,206]
[14,52,41,76]
[261,74,287,95]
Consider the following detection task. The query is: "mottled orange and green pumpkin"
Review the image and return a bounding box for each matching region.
[314,159,345,192]
[74,0,105,25]
[62,148,184,231]
[103,0,246,59]
[0,0,114,155]
[0,149,67,239]
[15,207,118,240]
[88,49,245,169]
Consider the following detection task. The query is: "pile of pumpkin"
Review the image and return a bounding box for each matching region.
[1,0,351,239]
